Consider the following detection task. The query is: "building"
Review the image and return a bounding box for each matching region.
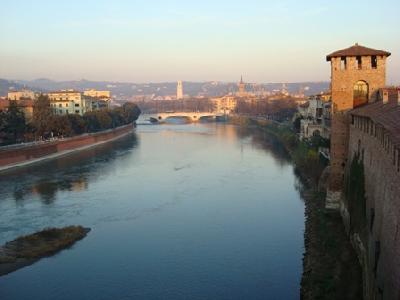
[298,95,331,140]
[83,89,111,99]
[7,90,35,101]
[177,81,183,100]
[211,96,237,114]
[237,76,247,97]
[319,91,332,102]
[48,90,92,116]
[326,44,400,299]
[0,98,34,121]
[83,89,111,110]
[83,89,111,109]
[326,43,390,209]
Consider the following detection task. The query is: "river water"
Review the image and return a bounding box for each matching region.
[0,122,304,300]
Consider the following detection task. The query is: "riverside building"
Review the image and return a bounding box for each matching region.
[48,90,93,116]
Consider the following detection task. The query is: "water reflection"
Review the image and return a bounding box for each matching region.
[1,133,138,203]
[0,124,304,300]
[217,124,291,167]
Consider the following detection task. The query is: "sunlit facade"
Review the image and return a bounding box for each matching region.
[48,90,92,116]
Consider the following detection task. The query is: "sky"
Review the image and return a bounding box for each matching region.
[0,0,399,84]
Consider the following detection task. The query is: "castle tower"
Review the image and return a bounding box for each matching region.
[325,43,391,209]
[177,80,183,100]
[238,75,246,97]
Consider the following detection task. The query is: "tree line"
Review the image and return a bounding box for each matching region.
[0,95,141,145]
[235,98,298,121]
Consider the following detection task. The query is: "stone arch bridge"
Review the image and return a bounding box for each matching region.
[147,112,221,122]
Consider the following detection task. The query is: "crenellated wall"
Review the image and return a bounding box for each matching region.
[344,115,400,300]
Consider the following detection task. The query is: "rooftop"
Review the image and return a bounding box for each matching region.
[326,43,391,61]
[350,95,400,147]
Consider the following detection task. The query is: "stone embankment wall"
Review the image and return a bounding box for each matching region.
[0,124,133,169]
[344,120,400,300]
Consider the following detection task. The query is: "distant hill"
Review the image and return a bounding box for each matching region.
[0,79,32,97]
[1,78,330,99]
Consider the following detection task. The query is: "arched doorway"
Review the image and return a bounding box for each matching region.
[313,129,321,137]
[353,81,369,108]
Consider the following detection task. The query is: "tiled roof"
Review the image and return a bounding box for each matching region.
[326,43,391,61]
[350,96,400,147]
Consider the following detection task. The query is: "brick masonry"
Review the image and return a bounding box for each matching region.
[328,54,387,204]
[0,124,133,169]
[346,118,400,299]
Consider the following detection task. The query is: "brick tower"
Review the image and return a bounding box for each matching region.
[325,43,391,209]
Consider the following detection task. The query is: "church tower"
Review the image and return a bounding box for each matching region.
[325,43,391,209]
[238,75,246,97]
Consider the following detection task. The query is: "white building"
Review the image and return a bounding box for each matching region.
[298,95,331,140]
[83,89,111,99]
[48,90,92,116]
[83,89,111,109]
[8,90,35,101]
[211,96,237,114]
[177,81,183,100]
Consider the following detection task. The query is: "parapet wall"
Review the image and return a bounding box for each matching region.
[345,119,400,299]
[0,124,133,169]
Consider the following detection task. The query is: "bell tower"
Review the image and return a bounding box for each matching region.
[238,75,246,97]
[325,44,391,209]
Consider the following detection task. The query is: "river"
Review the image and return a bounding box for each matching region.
[0,122,305,300]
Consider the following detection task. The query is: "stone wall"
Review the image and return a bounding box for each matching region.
[0,124,133,168]
[345,118,400,299]
[327,55,387,208]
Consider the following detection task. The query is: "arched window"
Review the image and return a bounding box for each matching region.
[353,81,369,108]
[313,129,321,137]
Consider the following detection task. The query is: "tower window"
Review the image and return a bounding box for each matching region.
[371,56,377,69]
[353,81,369,108]
[340,57,346,70]
[356,56,362,69]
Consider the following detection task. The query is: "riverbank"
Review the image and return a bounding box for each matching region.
[230,115,362,299]
[0,226,90,277]
[0,124,134,173]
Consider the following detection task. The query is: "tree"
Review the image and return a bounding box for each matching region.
[293,116,302,133]
[32,94,53,138]
[122,102,141,123]
[109,108,125,127]
[84,111,101,132]
[67,114,87,135]
[95,110,112,130]
[52,115,73,137]
[5,101,26,143]
[0,111,6,132]
[0,111,8,144]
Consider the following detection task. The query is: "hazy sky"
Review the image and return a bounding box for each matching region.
[1,0,399,84]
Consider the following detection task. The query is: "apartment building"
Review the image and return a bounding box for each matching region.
[48,90,92,116]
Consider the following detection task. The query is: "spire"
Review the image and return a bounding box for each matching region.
[240,75,243,84]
